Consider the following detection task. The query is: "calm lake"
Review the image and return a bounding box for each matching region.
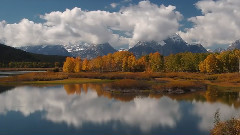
[0,71,45,78]
[0,83,239,135]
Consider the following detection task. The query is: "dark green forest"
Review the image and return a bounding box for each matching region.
[0,44,66,68]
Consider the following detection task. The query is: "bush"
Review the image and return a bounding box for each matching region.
[211,110,240,135]
[211,118,240,135]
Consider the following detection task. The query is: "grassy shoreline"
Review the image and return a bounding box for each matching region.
[0,78,112,86]
[1,72,240,89]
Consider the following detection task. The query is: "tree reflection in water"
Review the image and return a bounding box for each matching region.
[63,84,240,107]
[0,83,240,134]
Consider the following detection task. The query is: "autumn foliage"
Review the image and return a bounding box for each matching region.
[63,50,240,73]
[199,50,240,73]
[63,51,164,73]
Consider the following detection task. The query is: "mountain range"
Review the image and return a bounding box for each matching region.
[228,40,240,50]
[17,45,71,56]
[208,39,240,53]
[129,34,207,57]
[15,35,240,59]
[64,43,116,59]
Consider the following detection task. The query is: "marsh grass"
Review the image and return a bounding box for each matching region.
[0,72,68,82]
[1,71,240,88]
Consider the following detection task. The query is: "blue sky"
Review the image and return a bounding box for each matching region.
[0,0,239,49]
[0,0,200,25]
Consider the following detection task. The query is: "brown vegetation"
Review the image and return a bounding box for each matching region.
[211,118,240,135]
[0,72,68,82]
[1,71,240,89]
[211,111,240,135]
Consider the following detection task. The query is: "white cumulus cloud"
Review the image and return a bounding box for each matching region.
[0,1,182,47]
[179,0,240,47]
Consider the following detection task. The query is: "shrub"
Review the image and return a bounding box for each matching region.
[211,118,240,135]
[211,110,240,135]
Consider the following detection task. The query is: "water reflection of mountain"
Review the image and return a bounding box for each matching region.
[63,84,240,108]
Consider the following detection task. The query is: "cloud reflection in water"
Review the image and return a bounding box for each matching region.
[0,84,181,132]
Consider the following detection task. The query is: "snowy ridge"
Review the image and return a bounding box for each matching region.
[228,39,240,50]
[129,34,207,57]
[168,34,185,43]
[63,43,117,59]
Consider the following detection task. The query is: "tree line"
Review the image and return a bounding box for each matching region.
[63,50,240,74]
[0,62,61,68]
[199,50,240,73]
[63,51,205,73]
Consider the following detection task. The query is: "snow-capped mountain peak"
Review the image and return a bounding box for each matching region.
[167,34,185,43]
[63,43,117,59]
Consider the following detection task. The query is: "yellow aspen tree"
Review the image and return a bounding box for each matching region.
[82,58,89,71]
[137,56,147,72]
[128,55,137,72]
[149,52,164,72]
[122,56,128,72]
[205,54,220,73]
[199,61,206,73]
[63,57,75,73]
[74,57,82,73]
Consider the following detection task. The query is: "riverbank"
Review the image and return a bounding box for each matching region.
[1,72,240,92]
[0,72,111,85]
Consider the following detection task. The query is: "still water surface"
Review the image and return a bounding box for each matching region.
[0,83,240,135]
[0,71,45,78]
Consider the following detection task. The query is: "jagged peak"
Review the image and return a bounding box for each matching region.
[167,33,185,43]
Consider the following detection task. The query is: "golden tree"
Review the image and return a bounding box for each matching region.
[122,56,128,72]
[149,52,164,72]
[128,55,137,72]
[63,57,75,73]
[205,54,220,73]
[82,58,89,71]
[199,61,207,73]
[74,57,82,73]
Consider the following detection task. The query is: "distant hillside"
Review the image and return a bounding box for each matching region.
[17,45,72,56]
[0,44,66,64]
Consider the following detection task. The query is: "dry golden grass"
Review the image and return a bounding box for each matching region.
[0,72,68,82]
[1,71,240,88]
